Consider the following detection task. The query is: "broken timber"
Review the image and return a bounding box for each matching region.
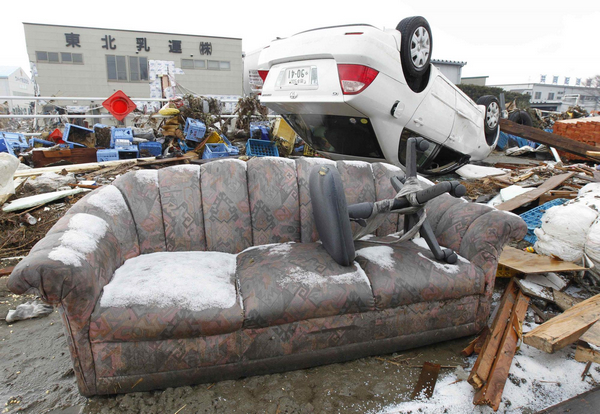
[500,119,600,161]
[468,279,519,389]
[495,172,575,211]
[411,362,441,400]
[523,293,600,353]
[473,289,530,411]
[575,320,600,365]
[498,246,586,274]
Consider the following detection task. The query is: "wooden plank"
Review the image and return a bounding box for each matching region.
[495,172,575,211]
[474,290,530,411]
[538,190,578,206]
[523,293,600,353]
[411,362,441,400]
[0,266,15,277]
[461,327,490,357]
[32,148,98,168]
[515,278,554,302]
[580,319,600,347]
[553,289,583,312]
[468,279,519,389]
[13,157,156,178]
[575,345,600,365]
[498,246,586,274]
[500,119,600,161]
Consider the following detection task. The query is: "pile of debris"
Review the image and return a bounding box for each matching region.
[1,101,600,411]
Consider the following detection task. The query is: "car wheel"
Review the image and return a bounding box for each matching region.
[397,16,433,79]
[508,110,533,127]
[477,95,501,146]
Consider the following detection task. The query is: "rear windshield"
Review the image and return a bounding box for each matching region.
[283,114,384,158]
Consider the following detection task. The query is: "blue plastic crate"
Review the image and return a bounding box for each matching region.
[0,131,29,153]
[97,149,119,162]
[110,127,134,148]
[246,139,279,157]
[138,142,162,157]
[0,137,15,155]
[202,143,230,159]
[184,118,207,142]
[63,124,93,148]
[519,198,569,244]
[117,146,139,160]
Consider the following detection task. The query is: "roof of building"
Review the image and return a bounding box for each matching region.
[23,22,242,41]
[432,59,467,67]
[0,66,20,78]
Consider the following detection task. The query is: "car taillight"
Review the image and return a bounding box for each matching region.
[258,70,269,83]
[337,64,378,95]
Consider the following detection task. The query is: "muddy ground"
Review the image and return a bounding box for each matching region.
[1,273,476,414]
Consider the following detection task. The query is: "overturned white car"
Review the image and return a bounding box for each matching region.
[245,17,500,174]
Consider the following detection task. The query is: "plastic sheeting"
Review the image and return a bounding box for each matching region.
[0,152,20,197]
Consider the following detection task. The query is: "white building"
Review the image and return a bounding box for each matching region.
[432,59,466,85]
[0,66,35,111]
[491,81,599,113]
[23,23,243,99]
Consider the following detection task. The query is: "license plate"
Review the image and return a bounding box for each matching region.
[284,66,314,86]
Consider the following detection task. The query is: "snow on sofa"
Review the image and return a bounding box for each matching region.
[8,157,526,396]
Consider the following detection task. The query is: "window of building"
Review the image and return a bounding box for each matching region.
[128,56,148,81]
[181,59,206,70]
[534,92,541,99]
[107,55,147,82]
[36,51,83,64]
[106,55,127,81]
[36,51,48,62]
[548,92,555,100]
[207,60,230,70]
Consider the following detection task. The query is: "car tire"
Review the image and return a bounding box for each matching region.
[508,110,533,127]
[397,16,433,79]
[477,95,501,146]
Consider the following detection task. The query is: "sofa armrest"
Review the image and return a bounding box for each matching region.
[8,213,123,317]
[426,194,527,291]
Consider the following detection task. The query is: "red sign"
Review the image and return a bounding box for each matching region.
[102,90,136,121]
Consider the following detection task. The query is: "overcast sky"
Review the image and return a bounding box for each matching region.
[2,0,598,87]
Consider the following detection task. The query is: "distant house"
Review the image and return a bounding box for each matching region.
[432,59,466,85]
[491,81,599,113]
[0,66,35,111]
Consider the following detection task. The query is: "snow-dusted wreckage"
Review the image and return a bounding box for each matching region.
[245,17,501,174]
[8,158,524,395]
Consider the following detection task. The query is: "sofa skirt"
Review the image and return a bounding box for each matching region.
[90,294,482,395]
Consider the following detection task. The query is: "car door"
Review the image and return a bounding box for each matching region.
[407,75,456,145]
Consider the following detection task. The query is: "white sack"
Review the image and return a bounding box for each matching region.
[0,153,20,197]
[534,203,598,262]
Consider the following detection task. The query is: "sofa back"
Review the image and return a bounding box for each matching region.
[109,157,405,255]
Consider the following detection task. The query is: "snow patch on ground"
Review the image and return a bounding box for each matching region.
[356,246,395,270]
[278,262,370,288]
[48,213,108,267]
[100,251,237,311]
[87,185,129,216]
[376,339,595,414]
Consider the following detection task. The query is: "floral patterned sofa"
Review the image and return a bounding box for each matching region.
[8,157,526,396]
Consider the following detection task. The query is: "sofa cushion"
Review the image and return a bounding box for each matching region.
[354,239,485,311]
[247,157,301,245]
[90,251,243,342]
[237,243,375,329]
